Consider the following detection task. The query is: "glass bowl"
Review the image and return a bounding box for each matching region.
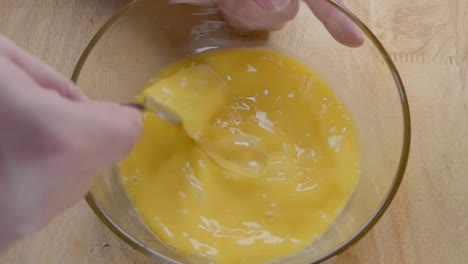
[72,0,411,263]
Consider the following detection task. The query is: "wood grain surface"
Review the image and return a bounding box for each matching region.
[0,0,467,263]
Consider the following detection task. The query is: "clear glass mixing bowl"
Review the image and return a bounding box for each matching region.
[72,0,411,263]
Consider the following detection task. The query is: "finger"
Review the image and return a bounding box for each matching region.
[0,57,53,121]
[71,102,143,167]
[304,0,363,47]
[0,35,86,101]
[216,0,300,31]
[31,100,141,229]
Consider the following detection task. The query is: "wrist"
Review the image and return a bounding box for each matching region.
[0,185,48,254]
[0,217,19,254]
[0,189,20,254]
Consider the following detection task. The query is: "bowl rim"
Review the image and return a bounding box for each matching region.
[72,0,411,263]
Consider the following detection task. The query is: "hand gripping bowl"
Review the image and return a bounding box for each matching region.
[72,0,411,263]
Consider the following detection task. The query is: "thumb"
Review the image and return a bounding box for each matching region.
[217,0,300,31]
[77,101,143,166]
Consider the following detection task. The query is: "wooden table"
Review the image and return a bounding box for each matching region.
[0,0,467,263]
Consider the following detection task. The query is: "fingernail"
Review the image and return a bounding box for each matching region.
[255,0,291,11]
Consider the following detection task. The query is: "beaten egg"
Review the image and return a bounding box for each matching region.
[120,48,360,264]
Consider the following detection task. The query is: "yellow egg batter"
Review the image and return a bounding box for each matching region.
[120,48,360,264]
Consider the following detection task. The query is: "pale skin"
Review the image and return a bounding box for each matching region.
[0,0,362,254]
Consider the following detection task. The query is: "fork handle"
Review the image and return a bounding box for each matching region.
[124,102,146,112]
